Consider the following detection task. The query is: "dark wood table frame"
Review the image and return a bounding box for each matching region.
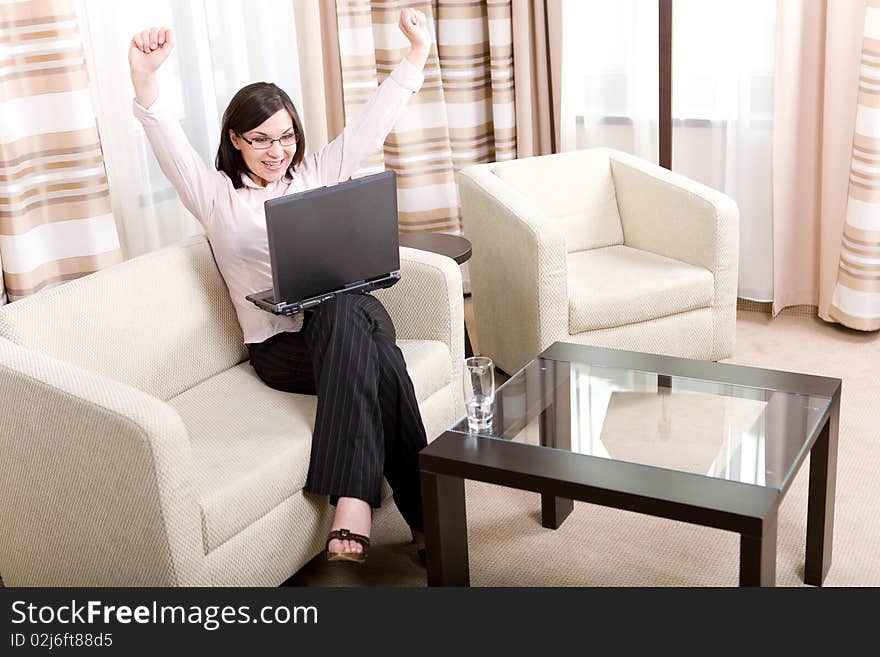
[419,342,841,587]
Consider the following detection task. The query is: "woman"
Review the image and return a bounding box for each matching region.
[129,9,431,565]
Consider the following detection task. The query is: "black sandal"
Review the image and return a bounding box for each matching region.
[326,529,370,563]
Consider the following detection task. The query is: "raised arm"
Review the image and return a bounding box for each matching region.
[129,27,218,227]
[305,8,431,185]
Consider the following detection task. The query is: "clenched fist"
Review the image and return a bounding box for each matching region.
[129,26,175,75]
[399,8,430,53]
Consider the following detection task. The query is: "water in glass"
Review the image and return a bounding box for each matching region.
[464,356,495,432]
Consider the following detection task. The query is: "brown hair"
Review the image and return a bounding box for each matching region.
[215,82,305,189]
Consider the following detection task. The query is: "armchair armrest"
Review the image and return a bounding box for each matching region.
[373,246,465,409]
[608,149,739,271]
[0,338,208,586]
[458,163,569,374]
[608,149,739,358]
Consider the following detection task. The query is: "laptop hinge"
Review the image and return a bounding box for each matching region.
[246,271,401,316]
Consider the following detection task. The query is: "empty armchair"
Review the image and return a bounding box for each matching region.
[458,147,739,374]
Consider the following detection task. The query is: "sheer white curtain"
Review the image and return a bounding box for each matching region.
[561,0,776,302]
[74,0,303,257]
[560,1,658,159]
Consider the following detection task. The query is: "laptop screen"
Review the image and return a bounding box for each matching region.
[264,170,400,304]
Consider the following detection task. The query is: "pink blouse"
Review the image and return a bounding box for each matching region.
[133,57,424,344]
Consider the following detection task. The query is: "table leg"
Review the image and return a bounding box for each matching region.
[464,322,474,358]
[539,360,573,529]
[739,510,777,587]
[541,495,574,529]
[421,471,469,586]
[805,395,839,586]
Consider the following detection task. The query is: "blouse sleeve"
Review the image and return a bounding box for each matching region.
[132,96,222,229]
[300,57,424,186]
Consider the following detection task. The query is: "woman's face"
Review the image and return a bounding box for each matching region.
[230,109,296,187]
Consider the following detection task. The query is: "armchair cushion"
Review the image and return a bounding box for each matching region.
[168,340,452,552]
[490,150,624,253]
[568,246,714,334]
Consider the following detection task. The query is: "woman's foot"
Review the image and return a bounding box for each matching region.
[328,497,372,558]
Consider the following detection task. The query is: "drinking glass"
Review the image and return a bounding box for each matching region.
[463,356,495,432]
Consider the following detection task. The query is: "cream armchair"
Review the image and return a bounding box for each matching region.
[459,148,739,374]
[0,236,463,586]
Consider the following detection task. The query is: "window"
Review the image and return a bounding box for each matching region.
[561,0,777,301]
[76,0,302,256]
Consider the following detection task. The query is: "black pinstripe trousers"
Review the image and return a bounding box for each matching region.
[246,293,427,532]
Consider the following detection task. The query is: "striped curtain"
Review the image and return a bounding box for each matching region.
[829,0,880,331]
[336,0,516,234]
[0,0,122,304]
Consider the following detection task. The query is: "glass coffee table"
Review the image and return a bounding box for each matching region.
[419,342,841,587]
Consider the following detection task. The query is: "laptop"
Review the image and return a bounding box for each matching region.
[246,170,401,316]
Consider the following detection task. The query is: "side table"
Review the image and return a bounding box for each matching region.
[399,232,474,358]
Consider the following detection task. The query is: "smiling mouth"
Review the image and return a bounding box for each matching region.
[262,160,285,170]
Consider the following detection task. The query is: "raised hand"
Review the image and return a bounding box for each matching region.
[129,27,173,108]
[128,26,175,75]
[400,8,430,71]
[399,8,430,55]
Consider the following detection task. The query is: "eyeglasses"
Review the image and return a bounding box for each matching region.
[237,132,298,150]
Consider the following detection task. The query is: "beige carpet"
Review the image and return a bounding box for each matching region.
[286,309,880,587]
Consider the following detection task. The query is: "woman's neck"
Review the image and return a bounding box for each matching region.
[248,172,269,188]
